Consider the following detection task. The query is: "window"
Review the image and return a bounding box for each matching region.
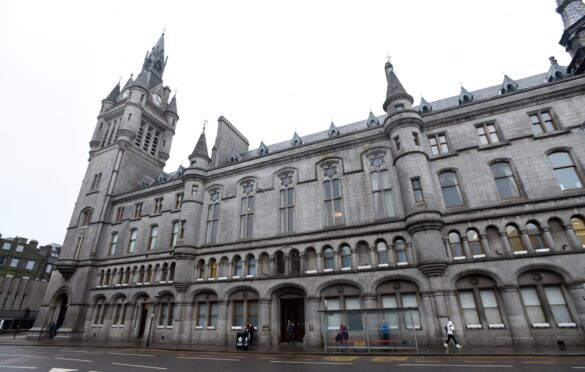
[476,123,500,145]
[158,296,175,327]
[467,229,483,256]
[209,258,217,279]
[112,298,127,326]
[412,132,420,146]
[171,221,180,247]
[240,183,255,238]
[116,207,124,222]
[91,173,102,190]
[206,190,221,244]
[196,294,219,329]
[377,241,389,265]
[133,203,143,218]
[233,256,243,277]
[393,136,401,151]
[323,247,334,271]
[290,250,301,275]
[448,232,464,258]
[0,256,6,265]
[127,230,138,253]
[231,299,258,328]
[148,226,158,251]
[323,164,343,226]
[16,245,24,252]
[45,264,53,273]
[279,173,295,233]
[506,224,525,253]
[93,299,106,325]
[491,162,521,199]
[191,185,198,196]
[154,198,163,214]
[340,245,352,269]
[457,278,504,329]
[73,236,84,259]
[571,217,585,247]
[175,193,183,209]
[10,258,19,268]
[411,177,424,203]
[394,238,408,264]
[530,110,558,135]
[81,209,92,226]
[247,255,256,277]
[371,169,395,218]
[380,284,421,329]
[548,152,583,191]
[429,133,449,156]
[274,251,285,276]
[526,222,546,250]
[2,243,10,250]
[356,242,370,267]
[439,171,464,207]
[109,233,118,255]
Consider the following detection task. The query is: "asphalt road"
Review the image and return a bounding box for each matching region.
[0,345,584,372]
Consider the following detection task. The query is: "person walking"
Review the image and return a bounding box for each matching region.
[443,319,462,349]
[287,320,295,345]
[247,322,255,346]
[380,319,390,347]
[338,323,349,352]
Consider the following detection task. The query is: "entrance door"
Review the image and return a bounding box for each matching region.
[280,298,305,343]
[137,303,149,339]
[55,294,68,329]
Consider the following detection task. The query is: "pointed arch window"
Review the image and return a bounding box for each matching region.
[240,182,255,239]
[571,217,585,247]
[491,162,521,199]
[322,164,344,226]
[548,151,583,191]
[205,189,221,244]
[279,172,295,233]
[439,171,464,207]
[369,154,395,218]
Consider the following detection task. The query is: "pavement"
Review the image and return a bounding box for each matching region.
[1,332,583,357]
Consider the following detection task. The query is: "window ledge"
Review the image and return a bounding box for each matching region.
[406,326,422,330]
[232,276,241,279]
[378,263,389,267]
[245,275,255,278]
[209,278,216,281]
[196,278,204,281]
[513,250,528,255]
[358,265,371,270]
[305,270,317,274]
[157,325,165,329]
[195,326,204,330]
[122,283,128,286]
[558,322,577,328]
[86,190,99,196]
[488,324,505,329]
[532,323,550,328]
[341,267,351,271]
[231,326,242,330]
[532,128,570,139]
[477,140,509,151]
[535,248,550,253]
[207,326,216,330]
[453,256,466,260]
[397,262,408,266]
[466,324,482,329]
[389,325,400,330]
[218,277,228,280]
[472,254,486,259]
[324,269,333,272]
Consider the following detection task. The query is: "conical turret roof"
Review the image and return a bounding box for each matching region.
[190,130,210,161]
[166,94,178,116]
[103,82,120,102]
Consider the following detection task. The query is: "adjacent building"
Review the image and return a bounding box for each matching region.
[30,1,585,348]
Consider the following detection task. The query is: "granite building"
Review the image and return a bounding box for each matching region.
[31,1,585,348]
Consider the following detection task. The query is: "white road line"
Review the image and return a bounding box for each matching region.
[177,356,239,362]
[270,361,353,365]
[0,367,38,370]
[59,350,88,353]
[415,360,441,363]
[54,357,94,363]
[0,355,36,358]
[108,352,154,357]
[112,363,167,370]
[522,361,553,364]
[398,364,514,368]
[573,367,585,369]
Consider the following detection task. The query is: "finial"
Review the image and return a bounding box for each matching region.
[386,52,391,63]
[550,56,558,65]
[130,73,134,79]
[203,118,207,132]
[118,76,122,84]
[163,26,166,34]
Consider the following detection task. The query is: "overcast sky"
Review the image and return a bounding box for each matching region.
[0,0,572,245]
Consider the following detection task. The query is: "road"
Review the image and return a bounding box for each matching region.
[0,345,584,371]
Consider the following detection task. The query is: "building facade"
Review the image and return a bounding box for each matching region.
[31,1,585,348]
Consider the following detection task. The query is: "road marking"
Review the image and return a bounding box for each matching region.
[466,361,494,363]
[324,356,358,362]
[59,350,88,353]
[177,356,239,362]
[54,358,93,363]
[49,369,79,372]
[0,355,36,358]
[371,356,409,362]
[108,352,154,358]
[0,367,38,370]
[270,361,353,365]
[415,360,441,363]
[573,367,585,369]
[259,357,277,360]
[398,364,514,368]
[522,361,553,364]
[112,363,167,370]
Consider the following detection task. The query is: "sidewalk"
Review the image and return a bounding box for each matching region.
[0,333,583,357]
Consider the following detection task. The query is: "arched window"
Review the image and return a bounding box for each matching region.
[526,222,546,250]
[457,276,503,329]
[260,253,270,277]
[206,189,221,244]
[571,217,585,247]
[80,209,92,226]
[109,233,118,256]
[197,259,206,280]
[322,163,344,226]
[169,262,175,282]
[104,269,111,286]
[274,251,285,276]
[439,171,464,207]
[219,257,229,278]
[279,172,295,233]
[290,250,300,275]
[377,280,421,330]
[340,244,352,269]
[161,263,169,282]
[322,284,363,331]
[247,255,256,277]
[127,229,138,253]
[148,225,158,251]
[158,294,175,327]
[304,248,317,272]
[240,182,255,239]
[123,267,131,284]
[92,297,106,325]
[357,241,370,267]
[490,162,521,199]
[194,292,218,329]
[506,224,525,253]
[233,256,243,277]
[466,229,483,256]
[138,265,145,283]
[369,154,395,218]
[112,296,127,326]
[394,238,408,264]
[448,232,464,258]
[376,240,389,266]
[548,151,583,191]
[323,247,334,271]
[171,221,180,247]
[209,258,217,279]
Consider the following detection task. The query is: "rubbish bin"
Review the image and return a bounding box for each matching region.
[236,332,249,350]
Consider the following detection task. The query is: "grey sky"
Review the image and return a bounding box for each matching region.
[0,0,571,245]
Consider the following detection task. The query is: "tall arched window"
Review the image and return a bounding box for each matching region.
[168,262,175,282]
[448,232,464,258]
[519,270,574,327]
[548,151,583,191]
[340,244,352,269]
[260,253,270,277]
[376,240,389,266]
[526,222,546,250]
[80,208,92,226]
[209,258,217,279]
[506,224,525,253]
[206,189,221,244]
[161,263,169,282]
[369,154,395,218]
[304,248,317,272]
[109,233,118,256]
[322,164,343,226]
[233,256,243,277]
[127,229,138,253]
[457,276,503,329]
[466,229,483,256]
[158,294,175,327]
[290,250,300,275]
[490,161,521,199]
[219,257,229,277]
[279,172,295,233]
[394,238,408,264]
[571,217,585,247]
[240,182,255,238]
[112,296,127,326]
[357,241,370,267]
[439,171,464,207]
[247,255,256,277]
[197,259,206,280]
[323,247,334,271]
[170,221,180,247]
[274,251,285,276]
[148,225,158,251]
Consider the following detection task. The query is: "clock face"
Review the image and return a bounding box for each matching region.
[121,89,129,99]
[151,94,162,106]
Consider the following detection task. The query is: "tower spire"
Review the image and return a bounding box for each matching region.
[382,61,413,113]
[557,0,585,74]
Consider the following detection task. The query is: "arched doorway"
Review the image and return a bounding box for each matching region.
[55,293,68,330]
[278,288,306,343]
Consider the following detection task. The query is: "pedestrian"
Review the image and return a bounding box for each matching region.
[247,322,255,346]
[337,323,349,352]
[287,320,295,345]
[443,319,462,349]
[380,319,390,346]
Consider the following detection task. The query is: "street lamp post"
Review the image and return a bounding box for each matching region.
[145,294,159,348]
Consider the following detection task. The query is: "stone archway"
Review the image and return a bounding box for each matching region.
[54,293,68,330]
[275,287,306,343]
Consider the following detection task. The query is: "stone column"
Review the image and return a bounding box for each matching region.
[499,232,514,257]
[446,290,467,345]
[419,263,449,341]
[351,248,358,270]
[258,298,272,345]
[334,249,341,271]
[499,286,534,346]
[520,230,535,254]
[541,227,555,251]
[564,224,582,250]
[173,286,189,344]
[369,246,377,268]
[181,300,194,344]
[566,283,585,327]
[443,238,453,261]
[407,242,416,265]
[461,237,472,259]
[420,292,438,343]
[362,293,378,342]
[216,300,229,346]
[316,253,323,272]
[299,254,305,274]
[305,296,322,347]
[480,234,491,257]
[268,255,274,276]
